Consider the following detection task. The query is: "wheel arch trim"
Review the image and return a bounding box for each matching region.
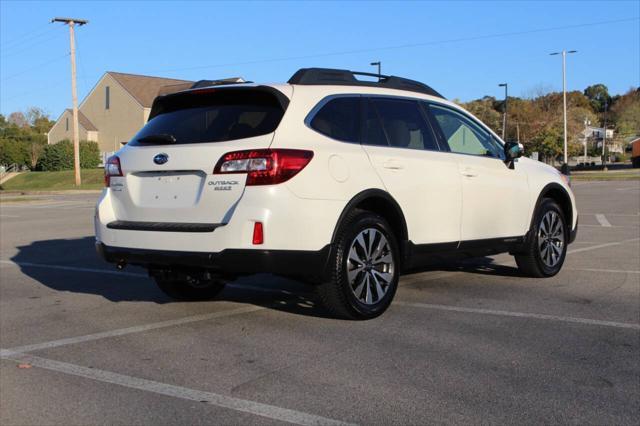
[529,182,574,236]
[330,189,409,246]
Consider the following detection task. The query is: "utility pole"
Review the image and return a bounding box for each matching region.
[602,101,608,171]
[550,50,577,174]
[52,17,88,186]
[370,61,381,81]
[498,83,508,140]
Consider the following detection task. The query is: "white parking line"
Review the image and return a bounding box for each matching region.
[595,214,612,227]
[567,238,640,255]
[580,212,640,216]
[567,268,640,274]
[0,202,93,209]
[395,302,640,330]
[0,354,354,426]
[580,224,638,228]
[0,305,266,358]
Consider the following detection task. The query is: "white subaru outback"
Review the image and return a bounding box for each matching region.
[95,68,578,319]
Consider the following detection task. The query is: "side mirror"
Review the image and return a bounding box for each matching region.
[504,141,524,160]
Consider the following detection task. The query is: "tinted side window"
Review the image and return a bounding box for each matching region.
[370,98,439,151]
[363,99,388,146]
[310,97,360,143]
[428,104,503,158]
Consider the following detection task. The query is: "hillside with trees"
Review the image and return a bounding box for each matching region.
[460,85,640,163]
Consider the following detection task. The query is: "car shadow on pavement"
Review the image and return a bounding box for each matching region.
[442,257,524,277]
[10,236,333,318]
[11,237,526,319]
[404,256,524,278]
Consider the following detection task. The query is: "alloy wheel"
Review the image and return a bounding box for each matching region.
[537,210,565,268]
[347,228,394,305]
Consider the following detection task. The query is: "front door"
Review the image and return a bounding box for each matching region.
[426,103,530,241]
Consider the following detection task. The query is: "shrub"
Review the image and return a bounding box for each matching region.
[0,139,30,166]
[613,152,628,163]
[37,140,101,171]
[80,141,101,169]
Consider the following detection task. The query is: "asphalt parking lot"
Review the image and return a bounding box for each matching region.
[1,181,639,425]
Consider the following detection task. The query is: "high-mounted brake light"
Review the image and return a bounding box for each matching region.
[104,155,123,187]
[213,149,313,185]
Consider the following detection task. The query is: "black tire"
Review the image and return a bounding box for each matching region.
[514,199,568,278]
[317,209,400,320]
[154,274,226,301]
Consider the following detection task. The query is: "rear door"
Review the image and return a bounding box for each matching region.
[360,97,462,246]
[426,102,530,240]
[109,87,289,225]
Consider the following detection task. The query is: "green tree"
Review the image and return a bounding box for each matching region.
[584,84,611,113]
[461,96,502,134]
[530,127,563,162]
[610,88,640,138]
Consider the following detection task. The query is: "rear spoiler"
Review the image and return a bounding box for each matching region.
[148,85,291,120]
[156,77,248,97]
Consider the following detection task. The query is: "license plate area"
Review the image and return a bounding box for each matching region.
[129,171,205,208]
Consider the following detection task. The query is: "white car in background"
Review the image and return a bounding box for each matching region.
[95,67,578,319]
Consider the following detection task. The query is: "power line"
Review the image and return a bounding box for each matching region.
[1,79,67,103]
[145,16,639,74]
[1,27,59,53]
[0,24,54,48]
[1,32,66,59]
[1,54,69,82]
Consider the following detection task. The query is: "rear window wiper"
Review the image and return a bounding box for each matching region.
[137,134,176,144]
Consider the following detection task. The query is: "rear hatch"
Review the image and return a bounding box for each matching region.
[109,86,291,226]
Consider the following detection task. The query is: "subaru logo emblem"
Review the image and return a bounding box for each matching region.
[153,153,169,165]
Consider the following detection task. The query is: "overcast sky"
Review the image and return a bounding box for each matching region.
[1,0,638,119]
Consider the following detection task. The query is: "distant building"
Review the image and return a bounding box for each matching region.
[47,71,192,155]
[580,125,622,153]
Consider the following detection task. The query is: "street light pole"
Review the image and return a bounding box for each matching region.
[370,61,381,81]
[498,83,508,140]
[52,17,88,187]
[550,50,577,175]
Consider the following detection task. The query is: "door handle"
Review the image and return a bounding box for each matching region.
[461,167,478,177]
[383,160,404,170]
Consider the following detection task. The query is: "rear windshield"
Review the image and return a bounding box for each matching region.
[130,89,286,145]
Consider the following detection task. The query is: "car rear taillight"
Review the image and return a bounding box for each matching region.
[104,155,123,187]
[213,149,313,185]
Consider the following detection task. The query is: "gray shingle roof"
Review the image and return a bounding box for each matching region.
[65,109,97,131]
[107,72,192,107]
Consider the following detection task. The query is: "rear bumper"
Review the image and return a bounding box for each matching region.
[96,242,332,280]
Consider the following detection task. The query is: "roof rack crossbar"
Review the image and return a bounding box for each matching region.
[287,68,444,99]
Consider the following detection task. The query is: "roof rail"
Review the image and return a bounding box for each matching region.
[288,68,444,98]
